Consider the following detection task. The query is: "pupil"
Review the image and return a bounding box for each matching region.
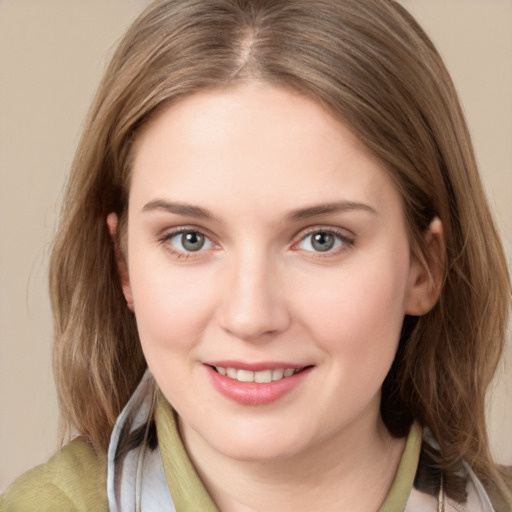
[312,232,334,252]
[183,232,204,251]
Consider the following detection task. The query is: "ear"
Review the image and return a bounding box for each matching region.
[405,217,445,316]
[106,212,134,312]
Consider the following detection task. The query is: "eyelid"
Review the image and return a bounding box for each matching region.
[158,225,219,258]
[159,224,217,241]
[291,226,355,255]
[156,224,355,259]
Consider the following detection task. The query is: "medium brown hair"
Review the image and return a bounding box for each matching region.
[50,0,511,503]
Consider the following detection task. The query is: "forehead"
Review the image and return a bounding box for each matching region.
[129,83,403,222]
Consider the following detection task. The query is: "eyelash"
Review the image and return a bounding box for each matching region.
[158,226,355,260]
[158,228,216,260]
[292,227,355,257]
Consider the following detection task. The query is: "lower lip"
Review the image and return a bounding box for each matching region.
[205,365,313,406]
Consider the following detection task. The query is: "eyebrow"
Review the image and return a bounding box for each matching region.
[142,199,217,220]
[286,201,377,221]
[142,199,376,222]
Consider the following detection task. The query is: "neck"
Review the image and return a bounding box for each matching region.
[179,407,406,512]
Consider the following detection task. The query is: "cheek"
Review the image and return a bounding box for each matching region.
[291,249,411,359]
[290,252,411,417]
[128,255,218,353]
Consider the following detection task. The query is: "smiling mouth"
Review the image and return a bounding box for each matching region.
[208,366,308,384]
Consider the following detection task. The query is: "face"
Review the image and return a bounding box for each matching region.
[116,83,431,462]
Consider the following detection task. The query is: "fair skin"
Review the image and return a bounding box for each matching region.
[108,83,443,512]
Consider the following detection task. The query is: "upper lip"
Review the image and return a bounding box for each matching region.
[203,360,310,371]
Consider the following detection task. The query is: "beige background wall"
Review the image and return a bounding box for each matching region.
[0,0,510,492]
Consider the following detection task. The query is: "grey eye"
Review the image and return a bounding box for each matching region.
[298,231,345,253]
[311,232,335,252]
[170,231,211,252]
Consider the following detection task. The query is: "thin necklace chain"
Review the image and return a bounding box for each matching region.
[437,473,445,512]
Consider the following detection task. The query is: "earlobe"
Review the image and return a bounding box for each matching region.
[405,217,445,316]
[106,212,134,312]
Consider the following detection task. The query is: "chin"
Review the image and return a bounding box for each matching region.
[205,423,315,463]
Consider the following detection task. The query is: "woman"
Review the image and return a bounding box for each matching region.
[1,0,510,510]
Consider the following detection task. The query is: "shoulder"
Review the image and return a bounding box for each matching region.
[0,437,108,512]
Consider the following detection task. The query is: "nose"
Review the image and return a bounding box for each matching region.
[218,249,291,342]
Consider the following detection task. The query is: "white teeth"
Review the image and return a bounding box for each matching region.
[214,366,300,383]
[254,370,272,383]
[272,368,284,380]
[237,369,254,382]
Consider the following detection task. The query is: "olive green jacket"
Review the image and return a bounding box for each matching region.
[2,393,508,512]
[1,406,420,512]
